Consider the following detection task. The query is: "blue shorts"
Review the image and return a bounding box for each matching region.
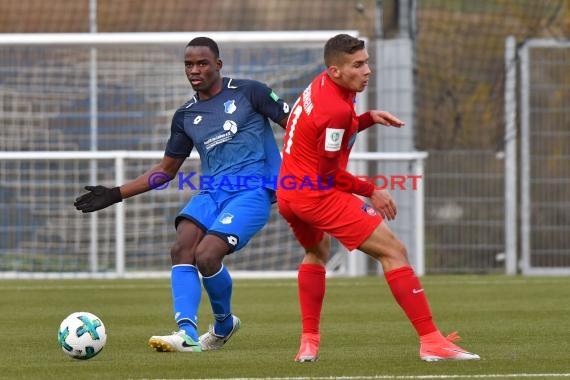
[175,187,273,252]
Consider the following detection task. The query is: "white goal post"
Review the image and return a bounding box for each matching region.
[0,31,427,279]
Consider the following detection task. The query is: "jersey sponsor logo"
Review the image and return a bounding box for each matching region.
[227,235,239,247]
[325,128,344,152]
[220,213,234,225]
[224,99,237,114]
[193,115,202,125]
[204,131,234,150]
[223,120,238,134]
[203,121,238,151]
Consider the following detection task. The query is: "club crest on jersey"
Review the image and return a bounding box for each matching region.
[224,100,237,114]
[220,213,234,225]
[361,204,377,216]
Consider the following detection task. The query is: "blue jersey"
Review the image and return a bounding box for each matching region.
[165,77,289,192]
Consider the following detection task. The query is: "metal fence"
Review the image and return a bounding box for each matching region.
[424,150,505,274]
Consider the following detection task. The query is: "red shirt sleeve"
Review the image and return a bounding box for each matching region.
[357,111,375,132]
[318,155,375,197]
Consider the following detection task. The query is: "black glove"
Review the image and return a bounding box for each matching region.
[74,185,122,213]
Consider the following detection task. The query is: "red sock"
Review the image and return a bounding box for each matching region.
[384,266,438,337]
[298,263,326,335]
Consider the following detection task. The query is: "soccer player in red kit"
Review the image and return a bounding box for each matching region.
[276,34,480,362]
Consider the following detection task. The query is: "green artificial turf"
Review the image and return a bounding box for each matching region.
[1,276,569,380]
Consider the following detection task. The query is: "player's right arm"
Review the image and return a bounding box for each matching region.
[74,156,185,213]
[118,155,186,199]
[74,109,193,213]
[357,110,404,132]
[369,188,397,221]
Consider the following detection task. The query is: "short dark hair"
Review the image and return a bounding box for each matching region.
[187,37,220,58]
[324,34,365,67]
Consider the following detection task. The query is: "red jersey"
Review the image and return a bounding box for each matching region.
[277,71,375,201]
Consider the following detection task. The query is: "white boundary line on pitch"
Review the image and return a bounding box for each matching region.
[141,373,570,380]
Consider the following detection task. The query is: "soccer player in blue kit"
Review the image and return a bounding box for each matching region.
[74,37,289,352]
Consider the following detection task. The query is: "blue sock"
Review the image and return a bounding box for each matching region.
[171,264,201,341]
[202,264,233,336]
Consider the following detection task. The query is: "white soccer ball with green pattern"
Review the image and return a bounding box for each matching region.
[58,312,107,360]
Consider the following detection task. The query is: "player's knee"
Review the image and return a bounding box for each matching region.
[170,240,195,265]
[385,239,409,264]
[195,249,224,277]
[195,235,230,276]
[304,235,330,264]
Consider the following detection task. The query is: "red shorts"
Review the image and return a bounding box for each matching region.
[277,190,383,250]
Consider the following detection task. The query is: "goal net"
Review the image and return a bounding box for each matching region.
[0,32,426,278]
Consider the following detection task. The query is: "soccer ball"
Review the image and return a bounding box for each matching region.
[58,312,107,360]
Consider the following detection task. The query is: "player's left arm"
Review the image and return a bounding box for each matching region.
[357,110,404,132]
[248,80,290,129]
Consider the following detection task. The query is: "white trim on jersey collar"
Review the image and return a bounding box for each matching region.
[227,78,238,89]
[185,96,198,108]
